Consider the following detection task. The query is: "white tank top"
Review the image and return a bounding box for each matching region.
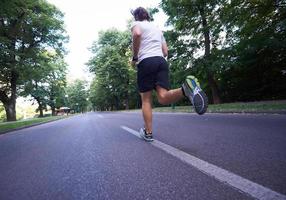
[131,21,166,63]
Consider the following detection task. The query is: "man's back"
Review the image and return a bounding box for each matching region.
[132,21,164,62]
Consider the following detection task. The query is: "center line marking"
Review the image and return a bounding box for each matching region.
[121,125,286,200]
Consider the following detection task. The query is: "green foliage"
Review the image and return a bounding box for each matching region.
[0,0,67,81]
[0,0,68,120]
[46,57,67,111]
[88,29,138,111]
[161,0,286,103]
[0,104,5,121]
[20,54,67,116]
[219,0,286,101]
[161,0,226,103]
[85,1,286,107]
[66,80,88,113]
[147,7,159,21]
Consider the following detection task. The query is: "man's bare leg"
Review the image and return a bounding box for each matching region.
[156,86,184,105]
[140,91,153,133]
[141,86,184,135]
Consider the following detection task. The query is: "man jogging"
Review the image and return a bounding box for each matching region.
[131,7,208,142]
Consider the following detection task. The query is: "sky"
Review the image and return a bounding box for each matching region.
[46,0,168,83]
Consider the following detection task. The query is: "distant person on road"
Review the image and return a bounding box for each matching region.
[131,7,208,142]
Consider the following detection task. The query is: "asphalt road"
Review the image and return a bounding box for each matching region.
[0,112,285,200]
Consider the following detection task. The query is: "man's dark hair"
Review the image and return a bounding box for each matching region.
[132,7,150,21]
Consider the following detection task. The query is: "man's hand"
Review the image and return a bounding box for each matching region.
[130,56,138,67]
[131,60,137,67]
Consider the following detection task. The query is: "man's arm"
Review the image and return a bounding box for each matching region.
[131,25,142,61]
[162,42,168,58]
[161,33,168,57]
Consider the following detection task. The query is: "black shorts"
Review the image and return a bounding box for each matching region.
[137,56,170,93]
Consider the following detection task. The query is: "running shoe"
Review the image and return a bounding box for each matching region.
[182,75,208,115]
[139,128,154,142]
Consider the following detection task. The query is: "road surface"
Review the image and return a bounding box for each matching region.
[0,112,285,200]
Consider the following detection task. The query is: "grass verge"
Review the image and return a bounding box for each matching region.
[153,100,286,114]
[0,115,70,134]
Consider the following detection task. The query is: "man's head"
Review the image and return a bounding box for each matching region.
[131,7,150,22]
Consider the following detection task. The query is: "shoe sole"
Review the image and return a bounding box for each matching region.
[143,137,154,142]
[193,90,208,115]
[183,81,208,115]
[139,128,154,142]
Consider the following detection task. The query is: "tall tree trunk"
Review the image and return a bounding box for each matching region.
[39,103,44,117]
[50,97,56,116]
[199,7,221,104]
[4,100,16,121]
[207,73,221,104]
[33,82,44,117]
[0,70,18,121]
[51,107,56,116]
[115,96,119,110]
[125,97,129,110]
[137,94,142,109]
[36,98,44,117]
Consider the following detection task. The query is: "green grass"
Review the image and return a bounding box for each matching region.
[0,115,70,134]
[153,100,286,113]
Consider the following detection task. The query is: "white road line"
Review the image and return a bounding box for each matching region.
[97,114,104,118]
[121,125,286,200]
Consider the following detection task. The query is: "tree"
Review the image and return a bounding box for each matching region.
[20,52,51,117]
[21,53,67,117]
[88,29,137,111]
[162,0,286,103]
[44,56,67,116]
[0,0,67,121]
[23,81,48,117]
[219,0,286,101]
[161,0,227,104]
[66,80,88,113]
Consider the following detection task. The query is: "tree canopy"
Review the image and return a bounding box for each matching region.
[21,53,67,117]
[66,79,89,113]
[88,29,138,111]
[161,0,286,103]
[219,0,286,101]
[0,0,68,120]
[2,1,284,119]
